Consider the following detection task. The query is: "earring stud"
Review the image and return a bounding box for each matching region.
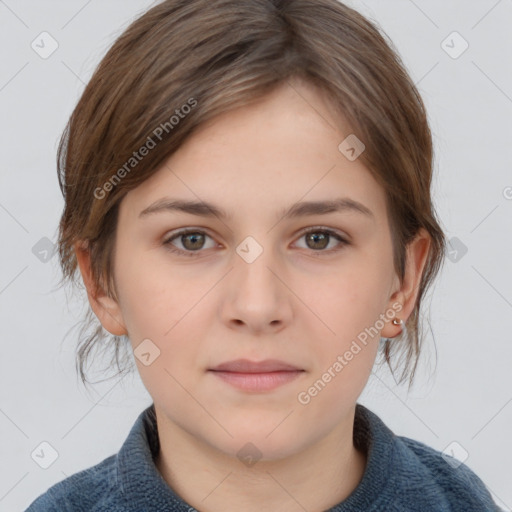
[392,318,403,326]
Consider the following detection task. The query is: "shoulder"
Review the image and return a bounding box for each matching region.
[25,454,125,512]
[393,434,501,511]
[336,404,503,511]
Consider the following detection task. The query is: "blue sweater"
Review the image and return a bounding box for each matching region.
[26,403,501,511]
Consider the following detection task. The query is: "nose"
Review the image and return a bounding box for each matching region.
[220,242,293,335]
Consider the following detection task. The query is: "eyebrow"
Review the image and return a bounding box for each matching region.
[138,197,374,221]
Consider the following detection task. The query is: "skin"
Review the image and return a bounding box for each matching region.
[76,77,430,512]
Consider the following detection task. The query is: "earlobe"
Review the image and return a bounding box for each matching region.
[381,229,431,339]
[74,241,128,336]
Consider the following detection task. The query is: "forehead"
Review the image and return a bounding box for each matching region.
[119,79,387,226]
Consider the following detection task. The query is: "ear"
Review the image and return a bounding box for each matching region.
[381,228,431,339]
[74,241,128,336]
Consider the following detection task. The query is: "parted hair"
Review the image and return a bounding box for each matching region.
[56,0,446,389]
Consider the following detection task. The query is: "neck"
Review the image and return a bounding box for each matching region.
[154,408,367,512]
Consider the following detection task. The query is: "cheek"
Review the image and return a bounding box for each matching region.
[124,285,209,409]
[301,259,391,397]
[309,255,392,338]
[298,272,385,407]
[115,255,210,361]
[113,246,181,337]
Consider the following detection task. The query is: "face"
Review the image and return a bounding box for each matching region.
[81,78,423,461]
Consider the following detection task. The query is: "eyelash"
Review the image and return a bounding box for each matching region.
[162,227,349,258]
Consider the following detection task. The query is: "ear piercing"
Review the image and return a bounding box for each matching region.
[392,318,403,326]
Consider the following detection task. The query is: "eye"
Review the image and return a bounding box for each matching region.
[163,229,217,257]
[162,226,349,257]
[294,227,349,254]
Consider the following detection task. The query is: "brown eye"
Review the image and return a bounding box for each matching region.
[295,228,348,253]
[163,229,216,256]
[305,232,329,250]
[180,232,205,250]
[163,226,348,258]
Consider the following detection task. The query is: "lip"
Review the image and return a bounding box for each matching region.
[209,358,302,373]
[208,359,305,392]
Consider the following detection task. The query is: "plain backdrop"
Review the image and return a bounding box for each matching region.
[0,1,511,510]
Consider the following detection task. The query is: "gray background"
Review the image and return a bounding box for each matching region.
[0,1,511,510]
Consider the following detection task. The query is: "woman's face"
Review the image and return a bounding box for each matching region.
[84,79,422,460]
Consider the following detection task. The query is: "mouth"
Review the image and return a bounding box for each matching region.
[208,359,305,392]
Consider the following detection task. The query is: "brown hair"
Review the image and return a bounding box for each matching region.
[56,0,446,390]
